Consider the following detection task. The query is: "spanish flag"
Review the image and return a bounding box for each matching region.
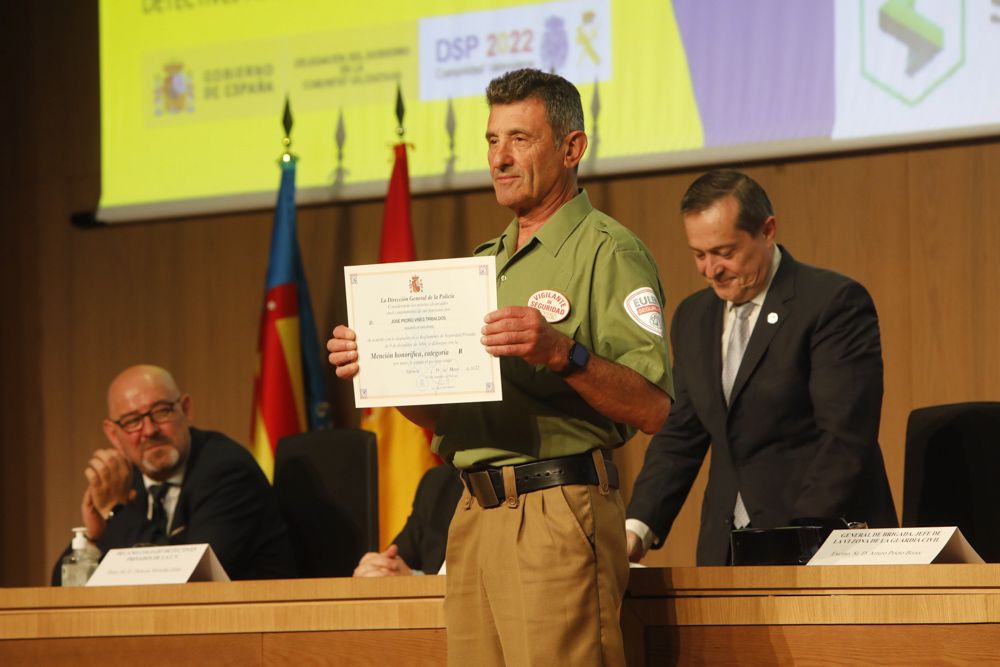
[363,142,439,549]
[251,153,329,480]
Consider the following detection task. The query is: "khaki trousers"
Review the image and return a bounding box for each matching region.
[444,481,628,667]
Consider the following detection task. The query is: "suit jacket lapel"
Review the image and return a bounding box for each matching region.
[170,490,188,537]
[700,295,726,410]
[169,428,204,538]
[729,248,796,407]
[134,473,150,516]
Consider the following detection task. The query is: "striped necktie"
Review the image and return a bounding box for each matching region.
[147,483,170,536]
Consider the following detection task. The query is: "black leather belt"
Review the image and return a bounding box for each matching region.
[460,451,619,509]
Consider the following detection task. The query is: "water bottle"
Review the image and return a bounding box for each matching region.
[60,527,100,586]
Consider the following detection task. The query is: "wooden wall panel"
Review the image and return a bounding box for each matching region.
[0,635,261,667]
[4,2,999,585]
[0,0,45,587]
[646,624,1000,666]
[263,629,447,666]
[908,142,1000,408]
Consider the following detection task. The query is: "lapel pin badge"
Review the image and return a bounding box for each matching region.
[767,312,778,324]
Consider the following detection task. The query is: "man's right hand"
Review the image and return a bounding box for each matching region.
[327,323,441,430]
[327,325,359,379]
[353,544,413,577]
[626,529,645,563]
[81,448,135,540]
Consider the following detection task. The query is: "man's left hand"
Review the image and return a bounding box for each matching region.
[626,529,646,563]
[353,544,413,577]
[482,306,572,371]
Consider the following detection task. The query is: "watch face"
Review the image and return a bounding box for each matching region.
[569,342,589,369]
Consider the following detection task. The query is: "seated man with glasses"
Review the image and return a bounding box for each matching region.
[51,364,296,584]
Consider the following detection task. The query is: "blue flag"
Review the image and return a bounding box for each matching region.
[250,156,330,479]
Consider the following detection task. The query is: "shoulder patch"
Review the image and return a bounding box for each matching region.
[623,287,664,336]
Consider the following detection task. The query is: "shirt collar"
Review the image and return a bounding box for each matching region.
[143,460,186,491]
[496,189,593,258]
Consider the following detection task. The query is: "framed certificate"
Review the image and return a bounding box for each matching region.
[344,256,503,408]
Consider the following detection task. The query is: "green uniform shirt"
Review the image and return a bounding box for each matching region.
[434,190,673,468]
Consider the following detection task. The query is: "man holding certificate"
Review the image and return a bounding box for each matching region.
[328,68,673,667]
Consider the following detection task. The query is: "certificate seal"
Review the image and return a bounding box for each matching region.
[527,289,570,323]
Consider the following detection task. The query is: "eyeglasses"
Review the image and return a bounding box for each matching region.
[113,399,182,433]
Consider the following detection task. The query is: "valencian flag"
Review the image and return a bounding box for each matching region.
[251,99,330,481]
[363,86,439,549]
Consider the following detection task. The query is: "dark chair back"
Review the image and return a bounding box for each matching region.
[902,402,1000,562]
[273,428,379,577]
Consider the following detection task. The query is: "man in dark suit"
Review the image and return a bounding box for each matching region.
[53,364,296,583]
[626,169,897,566]
[353,464,464,577]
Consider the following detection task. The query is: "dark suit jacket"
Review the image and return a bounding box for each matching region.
[628,248,897,565]
[53,428,296,584]
[393,464,464,574]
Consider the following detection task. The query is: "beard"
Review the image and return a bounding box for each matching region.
[140,436,182,477]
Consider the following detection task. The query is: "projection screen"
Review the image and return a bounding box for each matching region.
[96,0,1000,223]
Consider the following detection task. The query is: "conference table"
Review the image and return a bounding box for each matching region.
[3,565,1000,665]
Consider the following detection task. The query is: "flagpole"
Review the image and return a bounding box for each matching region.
[364,83,439,548]
[250,95,330,481]
[395,81,405,140]
[281,94,296,164]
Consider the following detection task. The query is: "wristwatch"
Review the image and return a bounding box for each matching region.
[559,342,590,376]
[103,503,125,521]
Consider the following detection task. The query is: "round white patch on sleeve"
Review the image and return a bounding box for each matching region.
[623,287,664,336]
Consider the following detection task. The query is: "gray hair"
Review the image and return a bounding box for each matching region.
[485,68,584,143]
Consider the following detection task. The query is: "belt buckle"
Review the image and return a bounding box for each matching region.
[467,470,501,508]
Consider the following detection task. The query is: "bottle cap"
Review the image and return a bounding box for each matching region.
[71,527,90,550]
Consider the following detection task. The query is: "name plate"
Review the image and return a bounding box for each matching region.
[86,543,230,586]
[807,526,984,566]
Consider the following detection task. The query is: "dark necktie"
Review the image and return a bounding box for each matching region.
[148,483,170,536]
